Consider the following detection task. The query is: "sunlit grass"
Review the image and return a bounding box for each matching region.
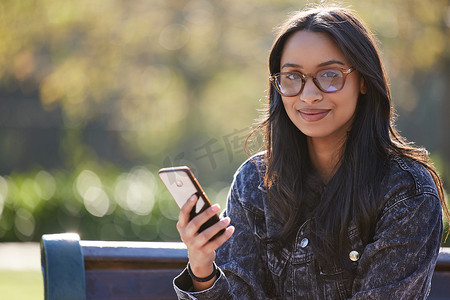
[0,271,43,300]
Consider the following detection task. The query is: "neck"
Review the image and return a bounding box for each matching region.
[307,135,346,181]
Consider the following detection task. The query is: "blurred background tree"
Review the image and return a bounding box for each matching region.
[0,0,448,244]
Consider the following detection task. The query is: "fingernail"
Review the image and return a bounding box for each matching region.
[226,226,235,236]
[211,204,220,212]
[221,217,230,225]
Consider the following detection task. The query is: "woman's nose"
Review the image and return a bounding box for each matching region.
[299,78,322,104]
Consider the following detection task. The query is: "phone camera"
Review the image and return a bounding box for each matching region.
[176,179,183,187]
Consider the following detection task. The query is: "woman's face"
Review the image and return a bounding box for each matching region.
[279,30,364,143]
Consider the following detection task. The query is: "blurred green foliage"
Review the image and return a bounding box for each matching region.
[0,164,229,241]
[0,0,449,244]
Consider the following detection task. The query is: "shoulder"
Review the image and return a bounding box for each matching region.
[228,152,267,212]
[384,156,438,197]
[380,155,440,214]
[232,151,266,191]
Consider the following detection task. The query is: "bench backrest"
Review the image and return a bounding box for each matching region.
[41,233,187,299]
[41,233,450,300]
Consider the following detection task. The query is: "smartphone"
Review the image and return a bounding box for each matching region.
[158,166,225,237]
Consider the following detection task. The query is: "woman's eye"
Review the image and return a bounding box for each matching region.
[320,70,340,78]
[286,74,301,80]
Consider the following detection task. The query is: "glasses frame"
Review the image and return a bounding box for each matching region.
[269,66,354,97]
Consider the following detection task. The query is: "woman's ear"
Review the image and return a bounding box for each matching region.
[360,77,367,94]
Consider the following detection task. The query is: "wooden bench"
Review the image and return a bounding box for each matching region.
[41,233,450,300]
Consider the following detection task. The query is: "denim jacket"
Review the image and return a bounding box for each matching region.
[174,153,443,299]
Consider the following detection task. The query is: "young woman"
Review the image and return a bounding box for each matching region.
[173,6,448,299]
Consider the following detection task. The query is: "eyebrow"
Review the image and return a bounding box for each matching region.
[318,60,345,67]
[281,60,346,70]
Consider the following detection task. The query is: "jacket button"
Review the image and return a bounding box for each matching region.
[300,238,309,248]
[349,250,360,262]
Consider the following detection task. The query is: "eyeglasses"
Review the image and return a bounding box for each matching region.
[269,67,354,97]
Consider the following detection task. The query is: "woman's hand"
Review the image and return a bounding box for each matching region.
[176,194,235,291]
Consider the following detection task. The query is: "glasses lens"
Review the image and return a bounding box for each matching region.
[316,69,344,92]
[277,73,302,96]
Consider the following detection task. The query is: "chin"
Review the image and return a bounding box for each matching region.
[298,127,329,138]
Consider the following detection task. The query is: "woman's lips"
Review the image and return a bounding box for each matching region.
[298,109,331,122]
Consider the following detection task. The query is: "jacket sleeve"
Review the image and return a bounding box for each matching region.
[350,190,443,299]
[173,161,271,299]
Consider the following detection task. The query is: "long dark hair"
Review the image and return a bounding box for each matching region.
[249,6,448,266]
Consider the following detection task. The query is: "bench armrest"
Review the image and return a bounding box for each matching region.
[41,233,86,300]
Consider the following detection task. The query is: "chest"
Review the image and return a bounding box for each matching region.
[260,219,364,300]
